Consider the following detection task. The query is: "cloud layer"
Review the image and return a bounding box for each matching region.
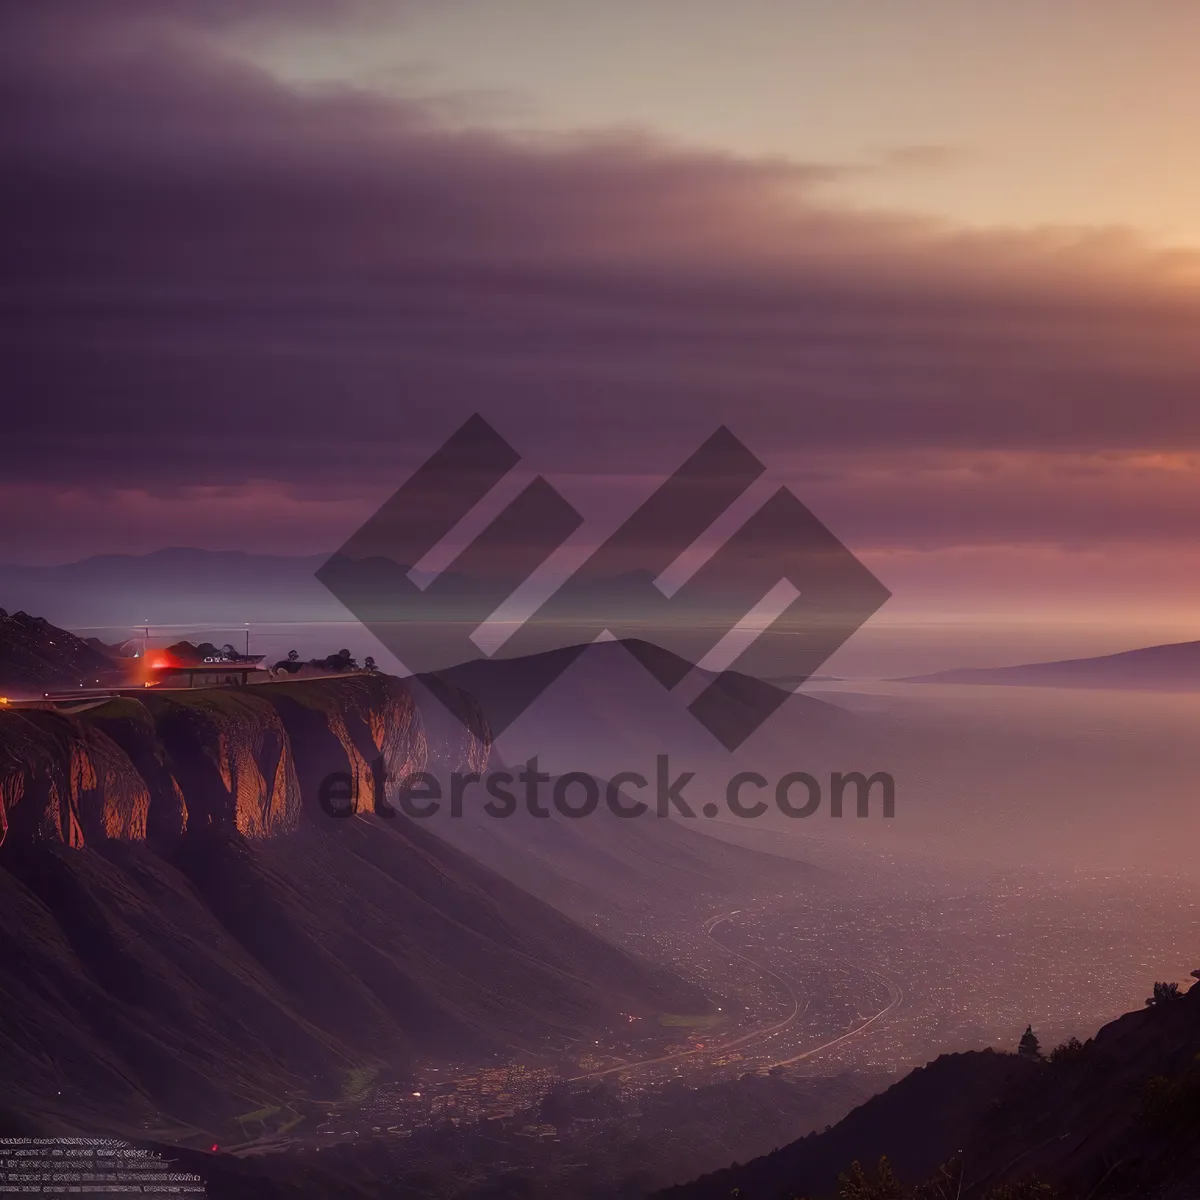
[3,1,1200,575]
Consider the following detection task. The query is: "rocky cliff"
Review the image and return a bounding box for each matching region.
[0,669,701,1140]
[0,674,447,849]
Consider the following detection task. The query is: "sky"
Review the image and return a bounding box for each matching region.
[3,0,1200,653]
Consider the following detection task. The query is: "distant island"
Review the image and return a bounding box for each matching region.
[905,638,1200,691]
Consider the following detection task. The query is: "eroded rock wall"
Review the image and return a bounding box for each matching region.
[0,674,481,850]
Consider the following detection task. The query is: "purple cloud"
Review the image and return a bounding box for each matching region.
[3,0,1200,565]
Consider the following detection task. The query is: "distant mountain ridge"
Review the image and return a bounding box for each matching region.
[0,548,340,629]
[0,549,724,657]
[907,638,1200,691]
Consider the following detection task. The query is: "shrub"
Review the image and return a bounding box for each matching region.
[838,1157,905,1199]
[980,1184,1058,1199]
[1145,981,1182,1006]
[1142,1065,1200,1134]
[1048,1036,1088,1065]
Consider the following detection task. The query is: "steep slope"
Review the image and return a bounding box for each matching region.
[414,640,835,915]
[664,980,1200,1199]
[662,1051,1034,1198]
[0,607,121,692]
[0,670,703,1141]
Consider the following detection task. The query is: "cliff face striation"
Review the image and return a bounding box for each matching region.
[0,674,435,849]
[0,707,151,848]
[0,668,700,1140]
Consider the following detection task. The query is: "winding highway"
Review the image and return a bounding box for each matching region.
[570,908,901,1082]
[769,959,904,1067]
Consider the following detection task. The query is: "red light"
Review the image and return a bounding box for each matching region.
[151,660,168,669]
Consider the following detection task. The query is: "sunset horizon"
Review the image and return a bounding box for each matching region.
[3,6,1199,1198]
